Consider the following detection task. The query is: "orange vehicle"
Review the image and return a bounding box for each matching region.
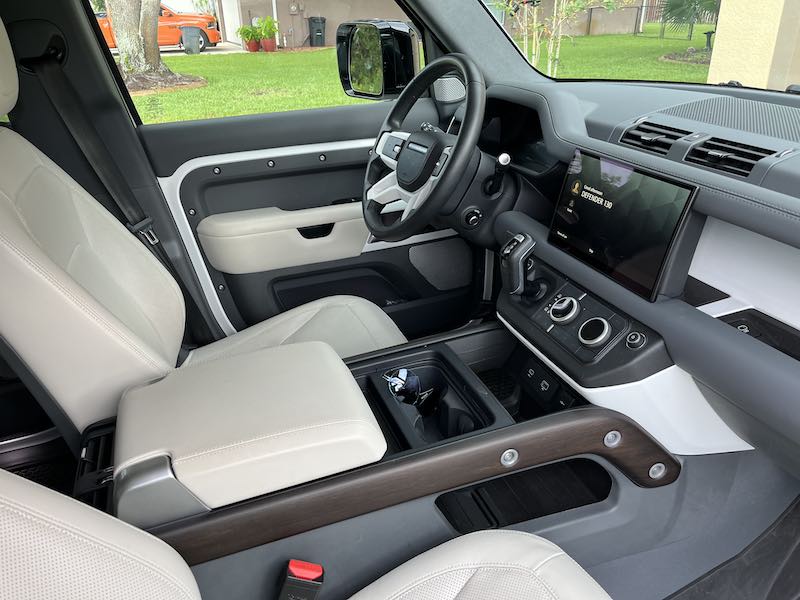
[96,3,221,52]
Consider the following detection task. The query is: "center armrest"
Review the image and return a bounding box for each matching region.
[113,341,387,527]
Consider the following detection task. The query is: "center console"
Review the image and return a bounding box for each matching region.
[496,148,694,387]
[498,237,671,387]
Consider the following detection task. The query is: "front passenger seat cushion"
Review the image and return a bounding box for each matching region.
[185,295,406,365]
[349,529,611,600]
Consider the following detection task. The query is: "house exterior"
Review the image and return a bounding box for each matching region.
[217,0,640,49]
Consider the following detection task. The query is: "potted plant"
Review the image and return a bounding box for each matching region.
[236,25,261,52]
[257,16,279,52]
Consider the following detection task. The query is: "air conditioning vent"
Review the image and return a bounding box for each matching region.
[620,121,691,155]
[685,137,776,177]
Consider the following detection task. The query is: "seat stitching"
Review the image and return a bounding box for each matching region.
[451,568,480,600]
[380,564,560,600]
[0,501,196,599]
[0,231,165,370]
[344,303,381,347]
[277,306,327,346]
[186,305,326,366]
[532,550,566,572]
[172,419,369,463]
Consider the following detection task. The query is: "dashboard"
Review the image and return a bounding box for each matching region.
[475,81,800,471]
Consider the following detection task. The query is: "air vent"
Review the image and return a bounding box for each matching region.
[685,137,775,177]
[620,121,691,155]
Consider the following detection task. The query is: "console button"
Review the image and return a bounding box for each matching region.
[626,331,647,350]
[522,358,559,404]
[578,317,611,348]
[550,296,580,324]
[464,209,482,228]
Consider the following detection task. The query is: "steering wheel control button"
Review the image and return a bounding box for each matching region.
[549,296,580,324]
[383,135,405,160]
[432,152,448,176]
[464,208,482,228]
[626,331,647,350]
[578,317,611,348]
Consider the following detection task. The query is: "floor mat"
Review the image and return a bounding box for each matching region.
[669,496,800,600]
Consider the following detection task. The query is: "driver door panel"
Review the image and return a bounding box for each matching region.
[140,100,480,339]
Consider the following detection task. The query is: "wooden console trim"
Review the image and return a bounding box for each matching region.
[152,406,680,565]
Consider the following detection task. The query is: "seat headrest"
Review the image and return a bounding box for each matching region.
[0,19,18,116]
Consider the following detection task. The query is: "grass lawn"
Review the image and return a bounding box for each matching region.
[133,48,366,124]
[132,23,712,124]
[531,23,712,82]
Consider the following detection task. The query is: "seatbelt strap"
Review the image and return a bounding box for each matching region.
[29,51,214,351]
[29,52,168,263]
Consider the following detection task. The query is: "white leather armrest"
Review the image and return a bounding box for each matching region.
[197,204,368,274]
[114,342,386,512]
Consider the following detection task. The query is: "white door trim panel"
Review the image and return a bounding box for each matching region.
[158,139,375,336]
[198,203,369,274]
[497,313,752,456]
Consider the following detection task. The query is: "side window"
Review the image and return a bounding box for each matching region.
[92,1,421,124]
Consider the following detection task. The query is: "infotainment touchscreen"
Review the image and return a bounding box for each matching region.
[549,150,694,300]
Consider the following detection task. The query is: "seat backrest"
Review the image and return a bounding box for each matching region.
[0,467,201,600]
[0,22,185,431]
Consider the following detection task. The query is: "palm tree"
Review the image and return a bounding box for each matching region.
[661,0,720,40]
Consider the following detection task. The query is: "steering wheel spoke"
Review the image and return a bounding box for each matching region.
[374,130,411,170]
[361,54,485,242]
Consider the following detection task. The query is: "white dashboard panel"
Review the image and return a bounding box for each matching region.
[498,314,752,456]
[690,217,800,330]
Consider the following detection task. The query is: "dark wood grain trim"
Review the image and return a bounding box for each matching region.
[152,407,679,564]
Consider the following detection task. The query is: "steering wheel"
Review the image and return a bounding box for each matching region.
[363,54,486,242]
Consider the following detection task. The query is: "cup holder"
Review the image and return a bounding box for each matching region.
[369,350,506,448]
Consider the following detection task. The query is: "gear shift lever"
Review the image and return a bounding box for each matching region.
[485,153,511,195]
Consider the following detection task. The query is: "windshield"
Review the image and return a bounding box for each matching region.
[482,0,798,94]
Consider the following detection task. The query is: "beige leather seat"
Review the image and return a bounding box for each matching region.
[0,467,611,600]
[0,22,405,432]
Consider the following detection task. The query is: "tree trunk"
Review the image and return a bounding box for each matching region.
[140,0,165,72]
[531,6,540,68]
[522,3,529,62]
[106,0,147,75]
[553,0,565,78]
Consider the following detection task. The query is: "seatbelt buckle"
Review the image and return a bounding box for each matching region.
[278,559,324,600]
[127,216,160,246]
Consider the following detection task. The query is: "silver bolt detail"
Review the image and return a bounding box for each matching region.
[319,154,326,162]
[188,208,196,216]
[603,430,622,448]
[500,448,519,468]
[649,463,667,480]
[217,284,225,291]
[267,160,275,168]
[213,167,221,175]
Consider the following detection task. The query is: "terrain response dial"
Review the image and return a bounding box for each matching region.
[550,297,580,324]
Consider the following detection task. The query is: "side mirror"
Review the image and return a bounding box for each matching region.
[337,20,419,100]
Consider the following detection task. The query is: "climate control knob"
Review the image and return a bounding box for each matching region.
[578,317,611,348]
[549,296,580,324]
